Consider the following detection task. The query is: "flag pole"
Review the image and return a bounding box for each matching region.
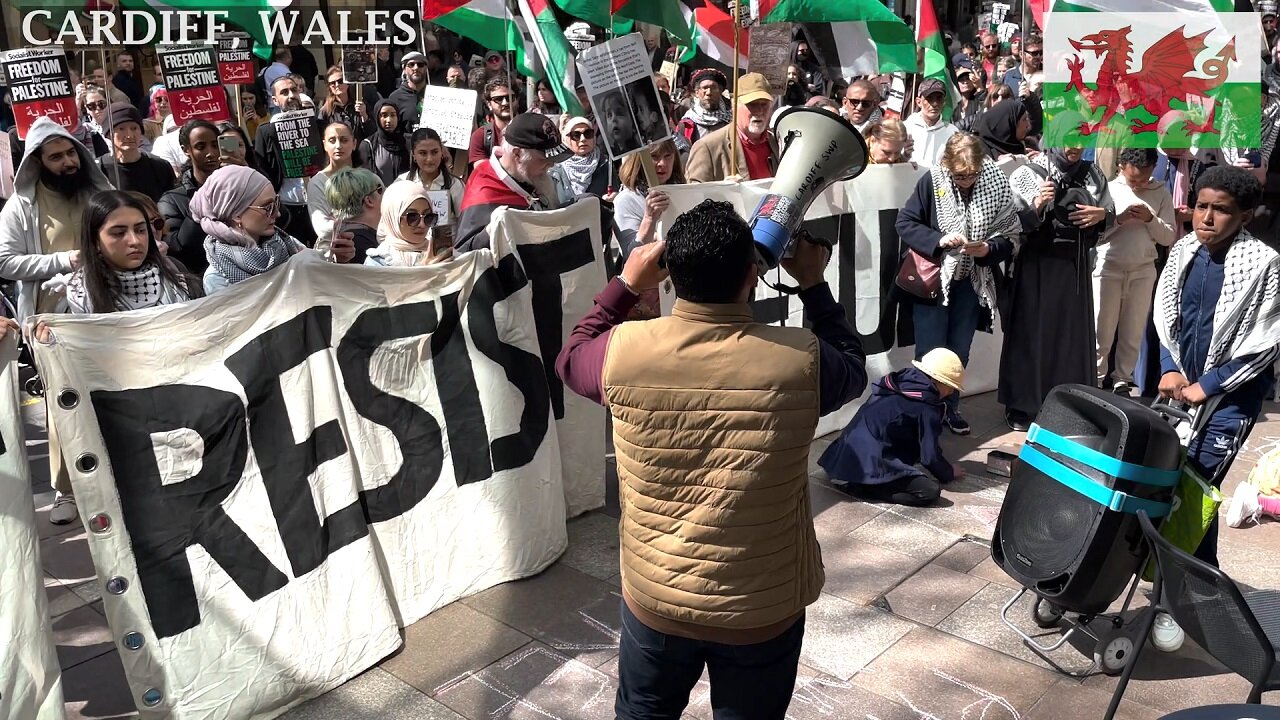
[729,0,742,179]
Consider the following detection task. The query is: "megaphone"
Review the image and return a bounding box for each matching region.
[750,106,870,269]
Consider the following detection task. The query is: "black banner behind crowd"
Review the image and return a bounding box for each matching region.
[273,109,324,179]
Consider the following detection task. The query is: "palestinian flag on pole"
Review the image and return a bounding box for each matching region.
[752,0,916,75]
[1042,5,1261,149]
[555,0,693,45]
[516,0,586,116]
[677,0,749,77]
[916,0,957,119]
[424,0,539,77]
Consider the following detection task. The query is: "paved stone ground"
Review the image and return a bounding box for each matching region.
[30,391,1280,719]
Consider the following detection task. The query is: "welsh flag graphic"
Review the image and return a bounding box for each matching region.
[1042,10,1261,149]
[752,0,916,74]
[516,0,586,116]
[554,0,693,45]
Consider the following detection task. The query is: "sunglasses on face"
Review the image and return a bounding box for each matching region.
[489,94,512,104]
[1026,49,1043,56]
[401,211,436,227]
[86,101,106,111]
[405,61,426,69]
[845,98,875,108]
[568,130,596,140]
[952,172,979,182]
[248,198,281,216]
[328,78,343,86]
[984,44,999,50]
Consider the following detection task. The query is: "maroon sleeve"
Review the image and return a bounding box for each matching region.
[555,278,641,406]
[467,126,488,165]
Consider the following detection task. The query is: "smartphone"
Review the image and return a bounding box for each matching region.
[1245,150,1263,167]
[430,224,454,256]
[217,134,240,157]
[963,240,986,249]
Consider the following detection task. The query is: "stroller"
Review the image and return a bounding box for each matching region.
[993,387,1239,677]
[1,281,42,397]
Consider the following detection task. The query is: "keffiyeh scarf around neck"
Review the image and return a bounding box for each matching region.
[561,147,602,196]
[685,102,731,129]
[930,160,1021,322]
[206,232,299,285]
[65,263,190,313]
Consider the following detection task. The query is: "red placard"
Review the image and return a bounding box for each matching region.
[158,45,232,125]
[217,32,255,85]
[2,48,79,141]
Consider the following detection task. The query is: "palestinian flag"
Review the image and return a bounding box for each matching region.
[677,0,749,77]
[555,0,693,45]
[1042,9,1261,149]
[916,0,956,118]
[752,0,916,74]
[424,0,540,77]
[517,0,586,116]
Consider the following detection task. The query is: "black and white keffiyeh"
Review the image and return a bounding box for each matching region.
[1009,153,1112,218]
[931,159,1021,321]
[205,232,301,285]
[65,263,191,313]
[1156,231,1280,429]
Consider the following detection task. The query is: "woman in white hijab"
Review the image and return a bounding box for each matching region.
[365,181,452,267]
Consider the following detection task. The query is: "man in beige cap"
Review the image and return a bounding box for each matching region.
[686,72,780,182]
[818,348,966,507]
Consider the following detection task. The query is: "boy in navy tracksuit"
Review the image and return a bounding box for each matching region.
[819,349,965,507]
[1155,166,1280,566]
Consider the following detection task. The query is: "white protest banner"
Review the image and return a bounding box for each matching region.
[419,86,479,149]
[656,165,1003,436]
[2,48,77,140]
[31,249,571,718]
[426,189,450,223]
[487,199,608,516]
[577,33,672,160]
[0,335,66,720]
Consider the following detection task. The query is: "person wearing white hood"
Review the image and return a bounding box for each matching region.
[152,114,187,173]
[0,116,115,525]
[1094,148,1177,395]
[904,79,959,169]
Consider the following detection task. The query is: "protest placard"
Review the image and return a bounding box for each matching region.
[0,134,13,200]
[273,109,324,179]
[748,23,792,95]
[1,48,77,140]
[216,32,255,85]
[577,33,671,160]
[341,46,378,85]
[419,86,479,148]
[426,190,450,223]
[159,44,231,125]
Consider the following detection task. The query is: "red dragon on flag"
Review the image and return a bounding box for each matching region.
[1064,24,1236,136]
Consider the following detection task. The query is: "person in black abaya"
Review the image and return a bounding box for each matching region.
[359,100,411,186]
[974,98,1032,161]
[999,148,1115,430]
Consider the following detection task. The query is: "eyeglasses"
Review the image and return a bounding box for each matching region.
[952,172,979,182]
[844,98,875,108]
[984,44,999,50]
[489,94,512,104]
[568,130,596,140]
[405,61,426,68]
[328,78,343,86]
[155,96,168,104]
[247,197,281,216]
[85,101,106,111]
[401,211,437,227]
[1026,49,1043,56]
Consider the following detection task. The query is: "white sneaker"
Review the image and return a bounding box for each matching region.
[49,492,77,525]
[1226,482,1262,528]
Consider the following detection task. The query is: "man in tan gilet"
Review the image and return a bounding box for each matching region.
[556,199,867,718]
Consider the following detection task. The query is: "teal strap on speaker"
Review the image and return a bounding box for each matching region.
[1019,443,1172,518]
[1026,424,1180,488]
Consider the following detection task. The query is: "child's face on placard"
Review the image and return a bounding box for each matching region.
[1193,187,1251,251]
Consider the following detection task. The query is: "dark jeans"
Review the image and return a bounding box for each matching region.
[1187,406,1255,567]
[914,279,982,412]
[846,473,942,507]
[615,600,804,720]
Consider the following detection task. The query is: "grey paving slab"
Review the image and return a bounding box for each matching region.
[934,538,992,573]
[461,563,618,635]
[60,650,137,720]
[968,555,1023,590]
[41,529,98,585]
[818,533,922,606]
[533,590,624,669]
[281,668,464,720]
[884,562,989,626]
[46,575,93,619]
[786,666,919,720]
[936,583,1065,670]
[1079,637,1262,715]
[807,480,884,544]
[53,602,116,671]
[432,642,617,720]
[559,512,620,581]
[380,601,532,696]
[854,626,1061,720]
[798,594,915,681]
[847,506,960,561]
[1027,678,1163,720]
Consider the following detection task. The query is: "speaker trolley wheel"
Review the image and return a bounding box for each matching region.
[1000,574,1148,678]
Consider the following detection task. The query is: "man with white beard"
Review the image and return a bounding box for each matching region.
[687,73,779,182]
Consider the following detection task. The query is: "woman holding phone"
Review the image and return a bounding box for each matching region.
[158,119,223,274]
[895,132,1021,435]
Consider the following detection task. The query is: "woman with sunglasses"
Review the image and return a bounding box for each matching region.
[365,181,450,267]
[319,66,372,140]
[79,87,111,141]
[549,116,613,206]
[158,119,222,274]
[191,166,354,293]
[65,190,203,314]
[397,127,464,226]
[359,101,411,186]
[145,87,170,142]
[308,120,359,241]
[895,133,1021,436]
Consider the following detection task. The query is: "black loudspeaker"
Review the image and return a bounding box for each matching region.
[992,384,1183,615]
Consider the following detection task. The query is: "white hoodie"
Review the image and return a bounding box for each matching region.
[904,113,958,169]
[1098,174,1177,271]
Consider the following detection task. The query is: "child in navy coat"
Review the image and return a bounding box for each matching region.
[819,348,965,506]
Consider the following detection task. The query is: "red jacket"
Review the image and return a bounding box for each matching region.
[456,156,536,251]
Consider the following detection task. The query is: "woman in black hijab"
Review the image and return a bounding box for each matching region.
[359,100,411,186]
[974,99,1032,160]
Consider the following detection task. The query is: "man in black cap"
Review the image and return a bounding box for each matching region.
[677,68,731,151]
[455,113,571,251]
[904,78,958,169]
[97,103,177,202]
[388,51,431,131]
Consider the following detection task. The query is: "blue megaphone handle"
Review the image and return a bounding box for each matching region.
[750,193,801,269]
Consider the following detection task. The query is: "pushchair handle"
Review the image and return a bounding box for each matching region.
[1150,398,1193,424]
